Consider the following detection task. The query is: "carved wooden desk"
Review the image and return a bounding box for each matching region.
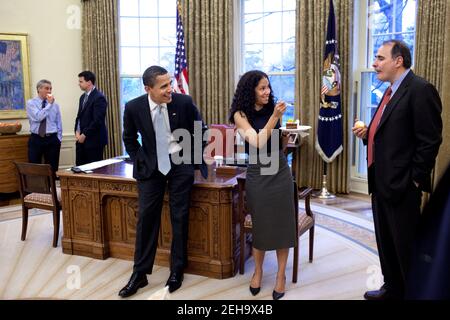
[57,161,245,279]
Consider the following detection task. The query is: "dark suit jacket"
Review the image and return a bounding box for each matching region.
[122,93,208,180]
[406,163,450,299]
[74,88,108,149]
[365,71,442,202]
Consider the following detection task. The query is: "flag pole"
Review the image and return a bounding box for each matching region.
[313,0,339,199]
[313,161,336,199]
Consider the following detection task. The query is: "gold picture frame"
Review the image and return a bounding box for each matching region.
[0,33,31,119]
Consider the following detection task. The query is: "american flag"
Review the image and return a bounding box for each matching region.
[173,1,189,95]
[315,0,343,163]
[321,84,329,95]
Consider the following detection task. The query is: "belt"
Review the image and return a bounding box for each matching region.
[32,133,57,137]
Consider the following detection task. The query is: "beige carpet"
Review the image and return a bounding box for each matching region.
[0,204,380,300]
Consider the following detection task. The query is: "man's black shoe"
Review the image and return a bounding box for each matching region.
[364,286,402,300]
[166,272,184,293]
[118,272,148,298]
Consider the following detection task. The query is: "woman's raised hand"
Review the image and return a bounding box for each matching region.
[273,101,287,119]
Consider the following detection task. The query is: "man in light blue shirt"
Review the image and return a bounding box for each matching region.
[26,79,63,172]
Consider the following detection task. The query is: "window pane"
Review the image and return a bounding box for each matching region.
[283,11,295,42]
[357,139,367,176]
[263,43,282,72]
[159,18,177,47]
[263,12,282,43]
[140,47,159,73]
[244,14,264,44]
[121,47,141,75]
[269,74,295,129]
[159,47,176,74]
[283,0,296,11]
[244,0,262,14]
[244,44,263,70]
[140,18,158,46]
[120,77,145,156]
[281,104,295,127]
[120,18,140,46]
[264,0,282,12]
[282,43,295,72]
[139,0,158,17]
[269,75,295,104]
[369,0,393,35]
[158,0,176,17]
[120,0,139,17]
[397,0,417,33]
[120,77,145,107]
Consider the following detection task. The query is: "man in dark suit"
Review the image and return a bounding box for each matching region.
[119,66,207,298]
[74,71,108,166]
[406,163,450,300]
[353,40,442,300]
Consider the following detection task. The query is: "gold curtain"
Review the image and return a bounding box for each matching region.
[415,0,450,187]
[294,0,353,193]
[81,0,122,158]
[180,0,234,124]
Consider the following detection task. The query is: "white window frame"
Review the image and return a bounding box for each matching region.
[350,1,371,194]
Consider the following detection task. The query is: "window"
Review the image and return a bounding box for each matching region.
[241,0,296,124]
[119,0,177,115]
[119,0,177,152]
[352,0,417,188]
[368,0,417,65]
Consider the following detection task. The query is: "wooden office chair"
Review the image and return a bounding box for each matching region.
[293,186,315,283]
[238,174,315,283]
[14,162,61,247]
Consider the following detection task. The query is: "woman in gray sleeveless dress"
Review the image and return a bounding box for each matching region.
[230,70,296,300]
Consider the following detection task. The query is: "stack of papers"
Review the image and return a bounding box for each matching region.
[73,158,124,172]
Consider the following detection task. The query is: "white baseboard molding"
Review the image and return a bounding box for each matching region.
[59,134,76,169]
[350,177,368,195]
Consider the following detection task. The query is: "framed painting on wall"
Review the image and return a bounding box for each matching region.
[0,33,31,119]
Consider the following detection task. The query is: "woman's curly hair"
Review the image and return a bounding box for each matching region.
[229,70,275,125]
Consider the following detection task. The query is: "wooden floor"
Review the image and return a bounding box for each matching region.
[313,193,373,221]
[0,195,380,300]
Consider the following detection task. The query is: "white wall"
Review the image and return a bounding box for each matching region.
[0,0,82,168]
